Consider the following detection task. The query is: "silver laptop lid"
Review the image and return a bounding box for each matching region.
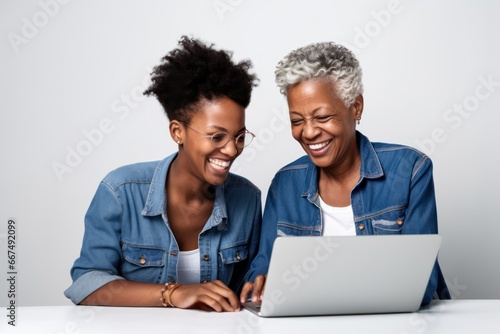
[254,234,441,317]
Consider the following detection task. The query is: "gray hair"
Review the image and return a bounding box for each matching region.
[275,42,364,107]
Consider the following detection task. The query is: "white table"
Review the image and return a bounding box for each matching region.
[3,300,499,334]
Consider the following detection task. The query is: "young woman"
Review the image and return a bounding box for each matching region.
[65,36,261,312]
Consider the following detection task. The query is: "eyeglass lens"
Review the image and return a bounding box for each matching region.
[211,132,253,148]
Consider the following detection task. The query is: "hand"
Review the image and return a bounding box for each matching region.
[170,280,240,312]
[239,274,266,304]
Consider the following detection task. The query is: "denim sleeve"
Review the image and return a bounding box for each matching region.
[64,180,125,304]
[405,156,438,234]
[64,271,124,304]
[404,156,450,304]
[245,180,278,283]
[243,192,262,283]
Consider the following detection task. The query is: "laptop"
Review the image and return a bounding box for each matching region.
[243,234,441,317]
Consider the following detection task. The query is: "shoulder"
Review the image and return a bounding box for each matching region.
[273,155,313,182]
[101,160,160,190]
[371,141,433,177]
[372,141,427,158]
[276,155,312,174]
[224,173,261,196]
[268,155,314,191]
[373,141,430,162]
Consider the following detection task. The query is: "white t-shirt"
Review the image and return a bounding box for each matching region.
[319,196,356,236]
[177,249,201,284]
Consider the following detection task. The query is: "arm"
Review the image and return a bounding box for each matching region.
[240,181,278,303]
[228,189,262,295]
[404,156,450,304]
[80,280,163,306]
[81,279,240,312]
[64,180,128,304]
[246,191,263,281]
[66,180,240,311]
[404,156,438,235]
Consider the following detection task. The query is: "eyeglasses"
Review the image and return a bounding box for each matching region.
[183,123,255,149]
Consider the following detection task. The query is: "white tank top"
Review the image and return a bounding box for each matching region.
[177,249,201,284]
[319,196,356,236]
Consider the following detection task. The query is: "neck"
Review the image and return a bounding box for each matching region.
[323,143,360,177]
[318,148,361,207]
[167,156,216,204]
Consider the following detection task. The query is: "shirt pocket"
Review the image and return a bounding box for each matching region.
[277,221,320,237]
[218,244,248,283]
[121,243,165,282]
[370,209,405,235]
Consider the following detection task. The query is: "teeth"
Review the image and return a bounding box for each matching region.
[209,158,230,170]
[308,141,330,150]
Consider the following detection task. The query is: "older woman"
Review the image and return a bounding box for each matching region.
[65,36,261,312]
[241,41,450,306]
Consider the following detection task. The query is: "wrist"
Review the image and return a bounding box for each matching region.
[161,282,182,307]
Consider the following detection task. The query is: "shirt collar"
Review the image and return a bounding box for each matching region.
[141,152,228,229]
[141,153,175,217]
[357,131,384,179]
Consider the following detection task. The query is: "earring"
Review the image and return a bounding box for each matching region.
[357,119,360,125]
[176,140,182,145]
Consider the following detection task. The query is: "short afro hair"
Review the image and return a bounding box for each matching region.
[144,36,259,122]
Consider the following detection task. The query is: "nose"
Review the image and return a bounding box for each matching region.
[220,138,239,157]
[302,119,321,139]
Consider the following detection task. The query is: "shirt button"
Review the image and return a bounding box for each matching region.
[139,255,146,265]
[358,224,365,231]
[203,254,210,261]
[236,252,241,261]
[397,219,404,226]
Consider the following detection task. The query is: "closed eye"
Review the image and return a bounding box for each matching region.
[314,115,334,122]
[290,119,305,126]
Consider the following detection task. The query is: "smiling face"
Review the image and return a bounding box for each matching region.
[287,79,363,171]
[174,96,246,186]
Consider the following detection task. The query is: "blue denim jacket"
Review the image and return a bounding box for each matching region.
[64,153,262,304]
[247,131,450,305]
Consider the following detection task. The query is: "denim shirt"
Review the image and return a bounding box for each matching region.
[247,131,450,305]
[64,153,262,304]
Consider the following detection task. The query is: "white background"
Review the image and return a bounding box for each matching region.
[1,0,499,306]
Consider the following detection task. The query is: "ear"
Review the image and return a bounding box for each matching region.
[169,120,183,145]
[352,94,364,121]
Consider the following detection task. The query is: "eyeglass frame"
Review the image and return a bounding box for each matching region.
[182,122,255,149]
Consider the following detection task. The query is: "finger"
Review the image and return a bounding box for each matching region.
[206,281,240,311]
[252,275,266,302]
[171,287,226,311]
[224,288,241,311]
[197,290,238,312]
[202,280,236,299]
[174,282,239,312]
[240,281,254,304]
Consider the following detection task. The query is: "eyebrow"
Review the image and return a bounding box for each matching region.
[206,125,247,133]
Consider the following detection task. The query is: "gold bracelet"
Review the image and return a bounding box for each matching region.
[166,283,182,307]
[161,282,182,307]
